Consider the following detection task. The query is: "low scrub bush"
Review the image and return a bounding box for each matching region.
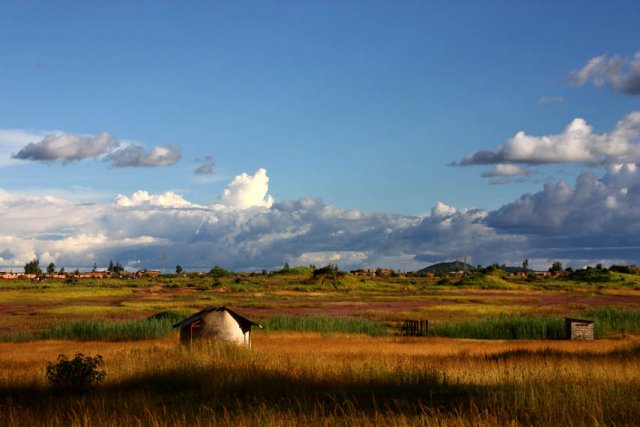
[46,353,106,393]
[565,268,611,283]
[147,310,192,324]
[207,266,233,278]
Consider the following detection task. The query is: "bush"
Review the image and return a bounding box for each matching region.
[46,353,106,392]
[312,264,342,278]
[565,268,611,283]
[208,266,233,278]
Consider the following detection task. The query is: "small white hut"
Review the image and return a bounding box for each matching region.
[173,307,262,347]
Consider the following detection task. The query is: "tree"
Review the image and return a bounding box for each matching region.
[24,259,42,275]
[59,267,65,274]
[92,262,97,273]
[107,260,124,273]
[114,262,124,273]
[283,261,290,271]
[549,261,563,273]
[176,265,183,274]
[47,262,56,274]
[522,259,529,272]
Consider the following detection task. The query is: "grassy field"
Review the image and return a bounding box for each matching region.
[0,270,640,425]
[1,335,639,425]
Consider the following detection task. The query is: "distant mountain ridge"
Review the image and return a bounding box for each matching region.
[417,262,475,273]
[418,262,529,274]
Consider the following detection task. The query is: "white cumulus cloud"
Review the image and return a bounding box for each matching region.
[219,168,274,209]
[114,191,195,208]
[457,112,640,166]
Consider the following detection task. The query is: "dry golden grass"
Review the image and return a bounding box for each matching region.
[1,333,639,426]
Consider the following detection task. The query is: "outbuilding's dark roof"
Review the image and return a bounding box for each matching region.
[173,307,262,333]
[565,318,595,324]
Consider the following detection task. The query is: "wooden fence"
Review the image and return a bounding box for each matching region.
[401,319,429,336]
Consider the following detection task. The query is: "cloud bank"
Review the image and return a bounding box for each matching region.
[1,165,638,272]
[568,53,640,96]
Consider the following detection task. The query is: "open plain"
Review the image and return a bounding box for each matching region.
[1,270,640,426]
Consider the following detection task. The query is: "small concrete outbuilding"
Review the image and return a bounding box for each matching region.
[565,318,595,340]
[173,307,262,347]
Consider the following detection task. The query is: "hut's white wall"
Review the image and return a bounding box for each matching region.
[180,310,250,345]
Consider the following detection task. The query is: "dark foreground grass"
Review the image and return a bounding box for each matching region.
[0,342,639,426]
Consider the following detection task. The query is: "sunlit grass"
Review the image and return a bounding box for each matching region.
[0,334,639,425]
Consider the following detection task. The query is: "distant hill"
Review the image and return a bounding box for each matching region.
[418,262,476,273]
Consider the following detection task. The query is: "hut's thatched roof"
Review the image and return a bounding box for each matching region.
[173,307,262,333]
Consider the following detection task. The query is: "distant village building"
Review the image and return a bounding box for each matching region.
[173,307,262,347]
[76,272,112,279]
[135,269,162,278]
[350,268,395,277]
[350,269,377,277]
[565,318,595,340]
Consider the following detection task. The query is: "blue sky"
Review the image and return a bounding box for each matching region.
[1,1,640,271]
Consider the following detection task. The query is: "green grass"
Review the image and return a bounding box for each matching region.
[428,315,566,340]
[2,318,176,342]
[261,314,389,336]
[425,307,640,339]
[582,307,640,337]
[457,273,511,289]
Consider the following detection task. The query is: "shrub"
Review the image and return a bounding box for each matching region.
[46,353,106,392]
[312,264,343,278]
[147,310,191,324]
[565,268,611,283]
[208,266,233,278]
